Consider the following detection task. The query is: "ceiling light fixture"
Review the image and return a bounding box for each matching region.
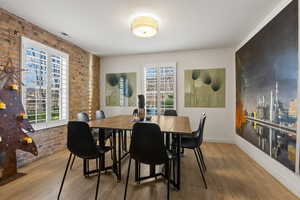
[131,16,158,38]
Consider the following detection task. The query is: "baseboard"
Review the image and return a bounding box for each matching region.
[204,137,234,144]
[235,135,300,198]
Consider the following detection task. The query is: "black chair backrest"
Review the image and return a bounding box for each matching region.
[77,112,89,122]
[194,113,207,146]
[96,110,106,120]
[164,110,178,116]
[67,121,99,159]
[130,122,168,165]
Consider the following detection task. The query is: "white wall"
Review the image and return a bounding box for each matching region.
[100,0,300,197]
[100,48,235,143]
[235,0,300,198]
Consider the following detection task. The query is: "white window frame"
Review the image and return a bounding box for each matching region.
[21,37,69,130]
[143,63,177,115]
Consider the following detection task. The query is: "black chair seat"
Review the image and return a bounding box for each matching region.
[180,137,198,149]
[83,146,112,159]
[173,136,197,149]
[97,146,112,154]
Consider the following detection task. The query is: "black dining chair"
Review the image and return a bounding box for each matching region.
[124,122,175,200]
[95,110,114,160]
[77,112,90,122]
[164,109,178,116]
[95,110,113,140]
[179,113,207,189]
[164,109,182,154]
[58,121,112,200]
[95,110,105,119]
[69,112,90,169]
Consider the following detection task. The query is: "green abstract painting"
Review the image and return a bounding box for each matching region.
[184,68,225,107]
[106,72,137,106]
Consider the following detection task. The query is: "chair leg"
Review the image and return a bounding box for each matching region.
[95,156,102,200]
[87,159,90,177]
[172,159,175,184]
[193,149,207,189]
[96,158,99,171]
[58,153,73,200]
[70,154,76,170]
[167,161,170,200]
[137,162,140,184]
[110,137,113,160]
[197,147,207,172]
[124,158,132,200]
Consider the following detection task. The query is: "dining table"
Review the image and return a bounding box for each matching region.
[87,114,192,190]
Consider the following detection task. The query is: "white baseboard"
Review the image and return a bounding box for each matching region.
[235,135,300,198]
[204,137,234,144]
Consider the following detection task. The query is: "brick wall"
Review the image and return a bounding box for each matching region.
[0,8,100,167]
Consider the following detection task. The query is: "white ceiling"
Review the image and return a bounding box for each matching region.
[0,0,282,56]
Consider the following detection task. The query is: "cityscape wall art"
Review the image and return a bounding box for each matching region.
[236,0,298,171]
[105,72,137,106]
[184,68,225,107]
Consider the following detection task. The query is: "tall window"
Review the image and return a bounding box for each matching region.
[144,63,176,115]
[21,37,68,130]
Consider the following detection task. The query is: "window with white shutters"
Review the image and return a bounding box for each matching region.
[144,63,176,115]
[21,37,69,130]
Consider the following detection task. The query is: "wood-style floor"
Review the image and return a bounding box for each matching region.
[0,143,298,200]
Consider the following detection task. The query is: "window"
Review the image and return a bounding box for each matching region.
[21,37,68,130]
[144,63,176,115]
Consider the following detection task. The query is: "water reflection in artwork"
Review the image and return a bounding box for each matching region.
[240,120,296,171]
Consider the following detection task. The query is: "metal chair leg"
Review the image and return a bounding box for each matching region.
[197,147,207,172]
[172,159,175,184]
[124,158,132,200]
[193,149,207,189]
[96,158,99,171]
[95,156,102,200]
[87,159,90,177]
[70,154,76,170]
[138,162,141,184]
[167,161,170,200]
[58,153,73,200]
[110,137,113,160]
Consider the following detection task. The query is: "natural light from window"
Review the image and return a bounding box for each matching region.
[21,37,68,130]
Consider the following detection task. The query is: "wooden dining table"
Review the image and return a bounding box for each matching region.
[88,114,192,190]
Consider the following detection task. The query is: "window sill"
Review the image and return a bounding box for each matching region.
[32,120,68,131]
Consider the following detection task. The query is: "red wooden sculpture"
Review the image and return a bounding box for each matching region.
[0,56,38,185]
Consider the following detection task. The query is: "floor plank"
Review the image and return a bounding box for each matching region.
[0,143,298,200]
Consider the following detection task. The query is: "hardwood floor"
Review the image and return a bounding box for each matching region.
[0,143,298,200]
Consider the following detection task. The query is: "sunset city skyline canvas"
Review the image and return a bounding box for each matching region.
[236,0,298,171]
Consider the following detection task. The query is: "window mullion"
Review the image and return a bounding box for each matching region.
[157,65,161,115]
[59,59,63,120]
[46,54,52,124]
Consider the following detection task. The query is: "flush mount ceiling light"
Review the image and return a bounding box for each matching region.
[131,16,158,38]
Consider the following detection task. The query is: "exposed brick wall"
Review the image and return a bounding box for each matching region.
[0,8,100,167]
